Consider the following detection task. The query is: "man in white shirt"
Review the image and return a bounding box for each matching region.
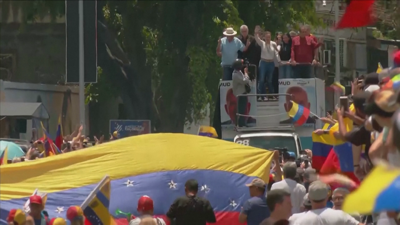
[292,181,362,225]
[270,162,306,214]
[289,193,312,223]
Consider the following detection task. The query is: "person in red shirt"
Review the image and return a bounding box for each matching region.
[290,26,321,78]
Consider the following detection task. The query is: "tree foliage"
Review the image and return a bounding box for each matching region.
[10,0,321,132]
[374,0,400,39]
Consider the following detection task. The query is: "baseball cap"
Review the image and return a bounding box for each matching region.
[363,73,380,86]
[7,209,26,224]
[29,195,43,205]
[308,181,329,201]
[137,195,154,212]
[245,178,266,188]
[66,206,84,221]
[303,193,311,207]
[50,218,67,225]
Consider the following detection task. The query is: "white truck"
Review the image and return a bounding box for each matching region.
[218,64,326,158]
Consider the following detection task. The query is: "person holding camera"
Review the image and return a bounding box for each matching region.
[232,59,251,127]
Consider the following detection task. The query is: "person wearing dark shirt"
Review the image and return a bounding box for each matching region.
[279,33,293,79]
[239,178,270,225]
[290,25,321,78]
[166,179,216,225]
[237,25,262,66]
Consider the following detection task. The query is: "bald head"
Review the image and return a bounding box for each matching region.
[286,86,309,106]
[240,25,249,37]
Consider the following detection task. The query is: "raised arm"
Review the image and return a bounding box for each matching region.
[254,26,264,46]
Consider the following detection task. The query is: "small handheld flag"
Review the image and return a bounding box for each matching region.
[81,176,116,225]
[198,126,218,138]
[327,82,345,95]
[55,116,63,149]
[376,62,383,73]
[287,101,310,126]
[0,145,8,165]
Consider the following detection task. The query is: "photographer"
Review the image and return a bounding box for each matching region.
[232,59,251,127]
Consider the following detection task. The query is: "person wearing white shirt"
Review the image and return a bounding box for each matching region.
[254,26,281,101]
[289,193,312,224]
[270,162,306,214]
[292,181,362,225]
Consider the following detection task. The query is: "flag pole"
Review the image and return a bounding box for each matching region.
[78,0,86,134]
[334,0,341,104]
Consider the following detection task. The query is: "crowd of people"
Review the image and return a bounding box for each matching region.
[2,125,113,164]
[217,24,323,101]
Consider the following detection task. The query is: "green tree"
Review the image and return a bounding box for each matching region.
[8,0,321,133]
[375,0,400,39]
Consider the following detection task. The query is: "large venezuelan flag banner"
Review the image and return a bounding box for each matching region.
[0,134,274,225]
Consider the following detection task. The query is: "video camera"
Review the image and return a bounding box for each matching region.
[243,58,256,81]
[296,150,311,169]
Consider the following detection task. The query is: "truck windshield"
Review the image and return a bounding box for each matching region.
[235,136,297,156]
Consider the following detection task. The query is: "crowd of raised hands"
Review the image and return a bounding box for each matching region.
[9,125,118,164]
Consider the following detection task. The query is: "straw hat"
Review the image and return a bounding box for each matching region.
[223,28,237,36]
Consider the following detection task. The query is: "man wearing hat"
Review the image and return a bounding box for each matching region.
[271,162,306,214]
[216,27,250,80]
[130,196,166,225]
[292,181,360,224]
[66,206,84,225]
[7,209,26,225]
[28,195,50,225]
[239,178,270,225]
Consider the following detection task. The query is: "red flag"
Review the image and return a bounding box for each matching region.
[335,0,375,29]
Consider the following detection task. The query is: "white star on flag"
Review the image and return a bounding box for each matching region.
[124,179,134,187]
[55,207,64,214]
[168,180,177,189]
[230,200,237,207]
[201,185,210,193]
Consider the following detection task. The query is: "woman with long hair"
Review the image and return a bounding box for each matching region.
[279,33,293,79]
[254,26,281,101]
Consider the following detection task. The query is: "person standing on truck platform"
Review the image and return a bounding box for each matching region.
[232,59,251,128]
[216,27,250,81]
[254,25,281,101]
[290,25,321,78]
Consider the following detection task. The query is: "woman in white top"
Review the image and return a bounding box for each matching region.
[254,26,281,101]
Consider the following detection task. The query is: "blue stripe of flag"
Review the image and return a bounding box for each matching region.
[292,105,304,122]
[333,142,354,172]
[96,190,110,208]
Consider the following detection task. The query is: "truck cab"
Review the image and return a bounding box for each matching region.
[234,132,302,158]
